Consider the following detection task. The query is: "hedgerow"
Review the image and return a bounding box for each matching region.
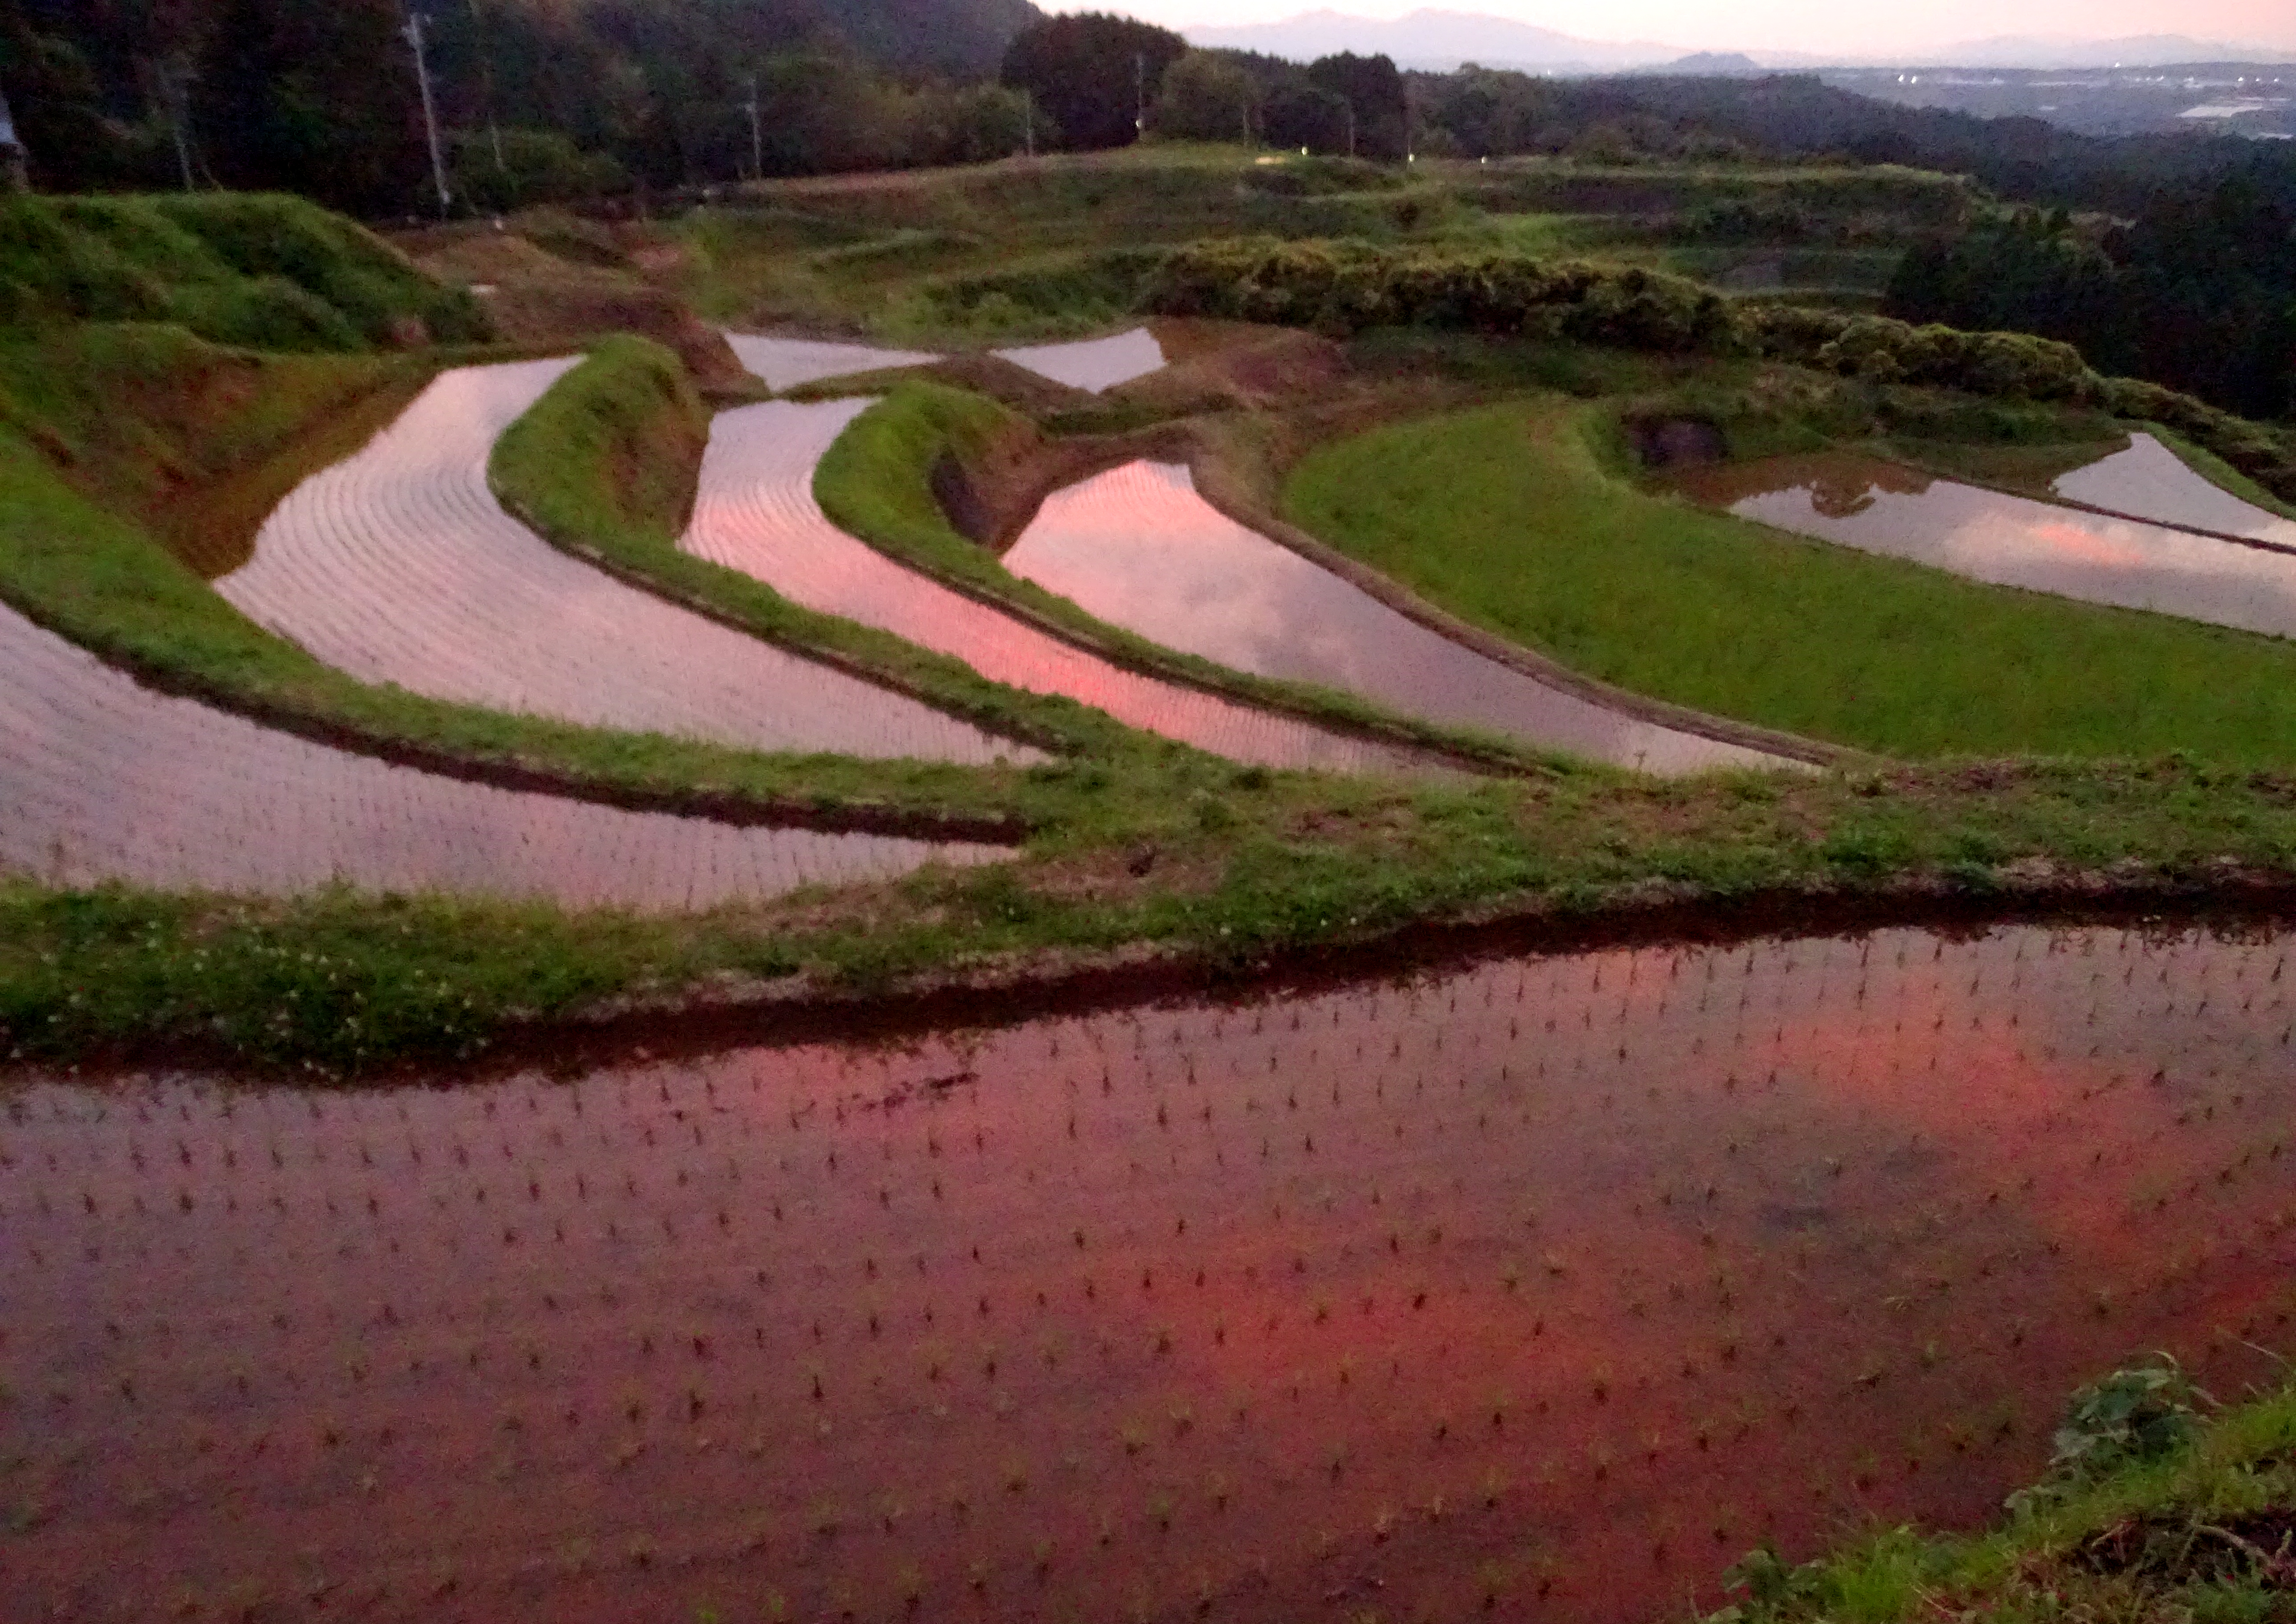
[1147,237,2296,501]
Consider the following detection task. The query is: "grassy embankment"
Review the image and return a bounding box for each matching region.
[1716,1365,2296,1624]
[18,745,2296,1070]
[655,148,1957,344]
[1287,394,2296,765]
[811,373,1570,772]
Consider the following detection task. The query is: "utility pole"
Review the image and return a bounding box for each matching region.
[1023,93,1035,158]
[468,0,504,171]
[402,10,451,216]
[1343,99,1355,157]
[743,74,762,182]
[1134,52,1145,139]
[152,59,195,190]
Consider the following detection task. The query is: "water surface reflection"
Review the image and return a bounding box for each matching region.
[1673,452,2296,638]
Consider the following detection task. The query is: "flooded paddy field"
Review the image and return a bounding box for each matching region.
[0,599,997,903]
[1674,454,2296,640]
[6,918,2293,1622]
[992,329,1168,392]
[1005,461,1787,774]
[724,336,941,392]
[217,360,1029,766]
[725,331,1171,395]
[2051,433,2296,549]
[684,401,1443,776]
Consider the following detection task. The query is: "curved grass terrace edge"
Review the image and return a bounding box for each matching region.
[488,335,1156,769]
[0,327,1090,841]
[8,754,2296,1075]
[1286,396,2296,767]
[815,377,1626,779]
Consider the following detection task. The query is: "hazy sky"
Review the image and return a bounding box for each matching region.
[1078,0,2296,56]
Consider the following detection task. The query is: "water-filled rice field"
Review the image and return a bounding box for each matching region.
[1006,461,1787,774]
[0,599,997,903]
[683,400,1443,775]
[1674,453,2296,640]
[992,329,1167,392]
[217,359,1030,765]
[2053,433,2296,548]
[6,918,2291,1623]
[724,330,1171,394]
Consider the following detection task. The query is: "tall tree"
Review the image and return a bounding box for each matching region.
[1000,12,1183,152]
[191,0,423,213]
[1305,51,1404,159]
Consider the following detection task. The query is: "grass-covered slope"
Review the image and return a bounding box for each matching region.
[1287,398,2296,765]
[0,192,489,351]
[1721,1364,2296,1624]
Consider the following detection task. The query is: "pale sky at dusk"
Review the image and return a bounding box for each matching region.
[1072,0,2296,58]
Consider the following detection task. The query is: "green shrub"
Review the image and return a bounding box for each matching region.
[0,192,488,351]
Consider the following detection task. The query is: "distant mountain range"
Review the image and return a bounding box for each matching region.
[1180,9,2293,72]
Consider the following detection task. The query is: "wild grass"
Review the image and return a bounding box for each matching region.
[1285,397,2296,764]
[1715,1371,2296,1624]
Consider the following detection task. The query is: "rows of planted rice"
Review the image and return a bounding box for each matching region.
[216,359,1032,765]
[683,400,1444,776]
[0,600,1001,904]
[5,920,2291,1622]
[1006,461,1790,774]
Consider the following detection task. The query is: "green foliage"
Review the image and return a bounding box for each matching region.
[1714,1370,2296,1624]
[0,193,485,352]
[449,130,631,215]
[1286,398,2296,765]
[1146,236,2296,502]
[2036,1360,2206,1491]
[1149,237,1740,352]
[1001,13,1188,152]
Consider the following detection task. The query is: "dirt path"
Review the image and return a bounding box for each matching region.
[0,599,1002,903]
[216,359,1034,765]
[683,399,1446,775]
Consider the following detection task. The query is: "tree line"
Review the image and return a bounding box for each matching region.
[1885,163,2296,422]
[0,0,1038,214]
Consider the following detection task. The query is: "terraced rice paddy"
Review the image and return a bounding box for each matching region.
[683,400,1445,775]
[1005,462,1788,773]
[993,328,1168,392]
[5,918,2292,1623]
[2052,432,2296,548]
[1675,453,2296,640]
[0,601,1000,904]
[725,330,1169,394]
[216,359,1029,765]
[723,335,940,392]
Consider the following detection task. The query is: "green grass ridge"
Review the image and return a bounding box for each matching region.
[1287,396,2296,766]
